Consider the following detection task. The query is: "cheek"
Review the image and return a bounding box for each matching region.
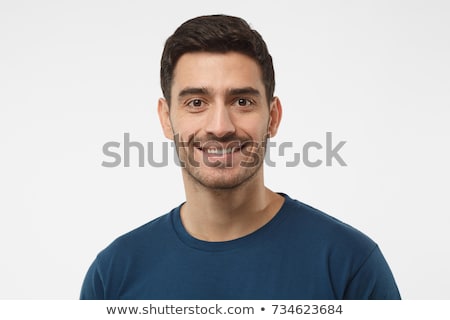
[170,113,197,135]
[238,115,270,137]
[170,121,201,143]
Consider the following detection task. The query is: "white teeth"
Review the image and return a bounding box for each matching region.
[205,148,234,155]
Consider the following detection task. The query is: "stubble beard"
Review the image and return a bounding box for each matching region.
[174,132,268,191]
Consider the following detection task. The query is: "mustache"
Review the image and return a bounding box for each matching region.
[190,133,270,150]
[172,133,269,150]
[190,133,251,145]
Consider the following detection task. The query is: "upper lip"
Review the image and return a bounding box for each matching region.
[197,141,243,153]
[202,147,240,154]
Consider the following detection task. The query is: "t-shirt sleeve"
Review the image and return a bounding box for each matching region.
[80,258,105,300]
[343,245,401,299]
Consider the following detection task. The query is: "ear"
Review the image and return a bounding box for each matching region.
[157,98,174,140]
[267,96,282,138]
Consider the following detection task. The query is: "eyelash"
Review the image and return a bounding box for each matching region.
[233,98,255,107]
[185,98,256,111]
[186,99,205,108]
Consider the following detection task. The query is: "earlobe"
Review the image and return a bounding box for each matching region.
[268,97,282,138]
[157,98,174,140]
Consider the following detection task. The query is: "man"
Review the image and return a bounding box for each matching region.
[80,14,400,299]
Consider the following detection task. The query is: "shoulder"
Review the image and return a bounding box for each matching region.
[80,208,180,299]
[280,194,377,253]
[96,208,177,263]
[280,195,401,299]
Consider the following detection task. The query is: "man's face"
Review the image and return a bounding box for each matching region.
[158,51,281,190]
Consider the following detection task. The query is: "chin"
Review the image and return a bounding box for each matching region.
[185,166,261,191]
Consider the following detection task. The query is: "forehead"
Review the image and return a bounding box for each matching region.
[171,51,265,94]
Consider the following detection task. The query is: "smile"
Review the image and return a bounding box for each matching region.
[202,147,240,155]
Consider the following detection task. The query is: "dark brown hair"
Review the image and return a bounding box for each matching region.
[160,14,275,105]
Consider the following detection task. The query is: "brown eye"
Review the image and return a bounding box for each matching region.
[236,98,252,107]
[188,99,203,107]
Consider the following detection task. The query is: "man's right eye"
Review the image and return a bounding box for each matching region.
[187,99,203,107]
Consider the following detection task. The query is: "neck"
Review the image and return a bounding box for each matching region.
[180,170,284,242]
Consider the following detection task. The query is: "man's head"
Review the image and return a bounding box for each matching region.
[158,15,282,190]
[160,14,275,105]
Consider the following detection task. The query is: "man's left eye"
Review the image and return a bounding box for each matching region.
[236,98,252,107]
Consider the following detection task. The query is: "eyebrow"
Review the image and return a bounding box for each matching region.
[177,87,210,100]
[227,87,261,97]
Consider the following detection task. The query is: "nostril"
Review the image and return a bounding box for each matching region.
[205,108,235,137]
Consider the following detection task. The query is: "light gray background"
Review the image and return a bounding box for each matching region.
[1,0,449,299]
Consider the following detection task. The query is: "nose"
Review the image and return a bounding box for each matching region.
[204,105,236,138]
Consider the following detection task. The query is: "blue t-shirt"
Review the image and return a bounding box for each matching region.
[80,194,400,299]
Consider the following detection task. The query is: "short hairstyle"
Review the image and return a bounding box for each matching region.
[160,14,275,105]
